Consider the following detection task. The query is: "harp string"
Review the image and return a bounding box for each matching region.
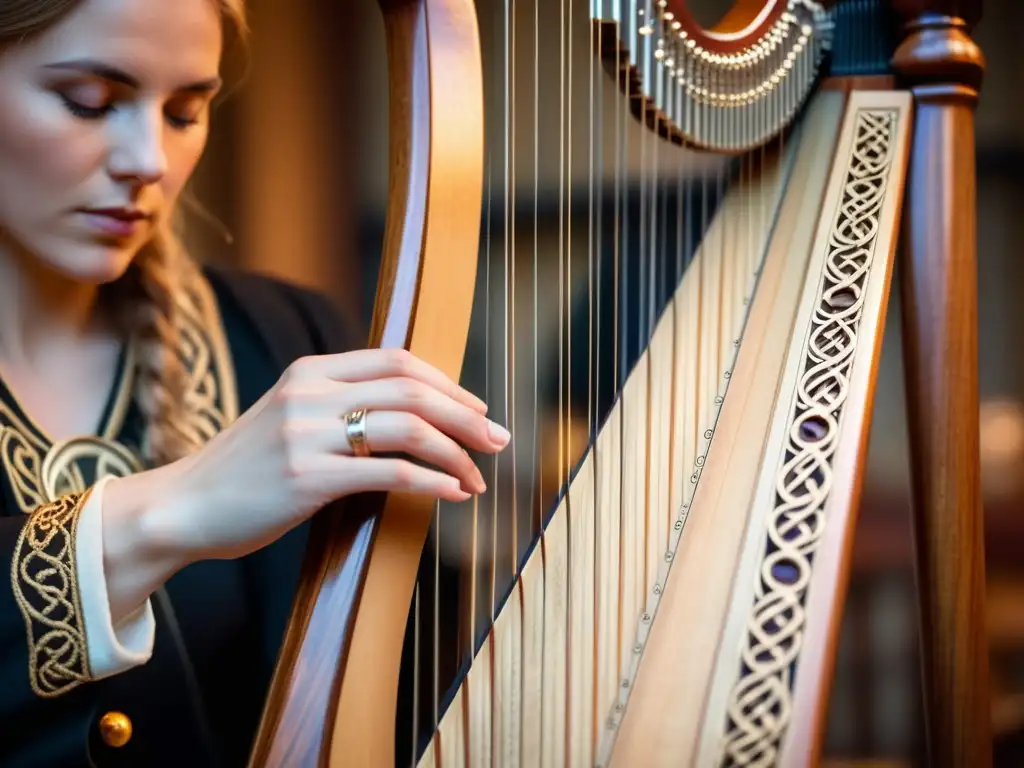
[434,500,441,733]
[524,0,545,761]
[613,1,627,752]
[532,3,546,757]
[589,7,603,760]
[507,0,518,587]
[639,11,650,615]
[530,0,542,584]
[412,583,420,768]
[564,0,573,755]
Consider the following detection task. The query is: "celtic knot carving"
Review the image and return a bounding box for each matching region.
[719,108,897,767]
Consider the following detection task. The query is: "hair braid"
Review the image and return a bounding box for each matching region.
[122,229,208,467]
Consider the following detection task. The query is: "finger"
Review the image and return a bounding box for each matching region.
[334,378,510,454]
[328,411,486,495]
[331,455,472,503]
[303,349,488,415]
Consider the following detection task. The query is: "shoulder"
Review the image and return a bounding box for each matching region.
[201,265,363,365]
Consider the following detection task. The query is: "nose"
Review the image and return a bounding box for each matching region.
[107,105,167,186]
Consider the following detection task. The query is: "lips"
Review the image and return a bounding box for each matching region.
[84,206,150,221]
[79,207,153,238]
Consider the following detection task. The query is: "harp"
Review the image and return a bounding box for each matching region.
[249,0,991,766]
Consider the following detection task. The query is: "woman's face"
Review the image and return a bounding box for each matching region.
[0,0,224,285]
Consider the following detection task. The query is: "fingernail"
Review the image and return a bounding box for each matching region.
[488,421,511,446]
[446,478,471,502]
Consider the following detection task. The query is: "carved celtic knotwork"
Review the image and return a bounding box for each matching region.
[719,108,897,767]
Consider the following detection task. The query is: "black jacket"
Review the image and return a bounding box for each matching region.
[0,267,358,767]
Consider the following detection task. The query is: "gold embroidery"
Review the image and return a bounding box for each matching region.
[0,419,48,513]
[0,342,139,514]
[41,438,143,502]
[10,491,92,698]
[178,270,239,441]
[0,272,237,515]
[1,271,238,698]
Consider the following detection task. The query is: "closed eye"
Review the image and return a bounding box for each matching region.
[60,93,110,119]
[45,59,219,130]
[59,93,206,129]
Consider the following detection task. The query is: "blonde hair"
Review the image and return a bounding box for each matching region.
[1,0,249,466]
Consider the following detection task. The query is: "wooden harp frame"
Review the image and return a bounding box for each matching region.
[248,1,993,766]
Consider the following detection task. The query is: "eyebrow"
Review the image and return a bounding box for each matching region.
[43,58,222,93]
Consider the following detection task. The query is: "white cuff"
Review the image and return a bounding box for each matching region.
[76,475,156,679]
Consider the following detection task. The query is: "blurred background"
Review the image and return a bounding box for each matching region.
[185,0,1023,764]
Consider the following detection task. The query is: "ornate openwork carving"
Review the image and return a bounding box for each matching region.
[719,108,898,766]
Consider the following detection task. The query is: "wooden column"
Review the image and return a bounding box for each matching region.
[892,4,992,766]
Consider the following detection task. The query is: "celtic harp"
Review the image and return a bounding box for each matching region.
[250,1,991,766]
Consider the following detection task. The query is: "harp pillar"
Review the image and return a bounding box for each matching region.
[892,4,992,766]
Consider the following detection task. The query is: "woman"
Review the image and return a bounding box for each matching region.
[0,0,508,765]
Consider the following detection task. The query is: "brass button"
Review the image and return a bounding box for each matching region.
[98,711,132,748]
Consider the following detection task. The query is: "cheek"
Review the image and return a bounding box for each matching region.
[0,86,106,222]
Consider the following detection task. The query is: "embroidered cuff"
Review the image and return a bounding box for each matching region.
[11,489,94,697]
[10,477,155,699]
[76,475,156,680]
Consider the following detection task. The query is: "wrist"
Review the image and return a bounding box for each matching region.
[101,460,201,622]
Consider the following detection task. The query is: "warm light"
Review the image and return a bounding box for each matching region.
[980,399,1024,500]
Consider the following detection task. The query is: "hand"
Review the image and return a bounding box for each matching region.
[101,348,509,619]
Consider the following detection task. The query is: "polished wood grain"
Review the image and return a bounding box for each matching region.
[328,0,484,764]
[891,6,993,767]
[248,504,381,766]
[821,75,897,93]
[249,1,484,765]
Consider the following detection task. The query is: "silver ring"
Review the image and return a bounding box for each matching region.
[344,408,371,457]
